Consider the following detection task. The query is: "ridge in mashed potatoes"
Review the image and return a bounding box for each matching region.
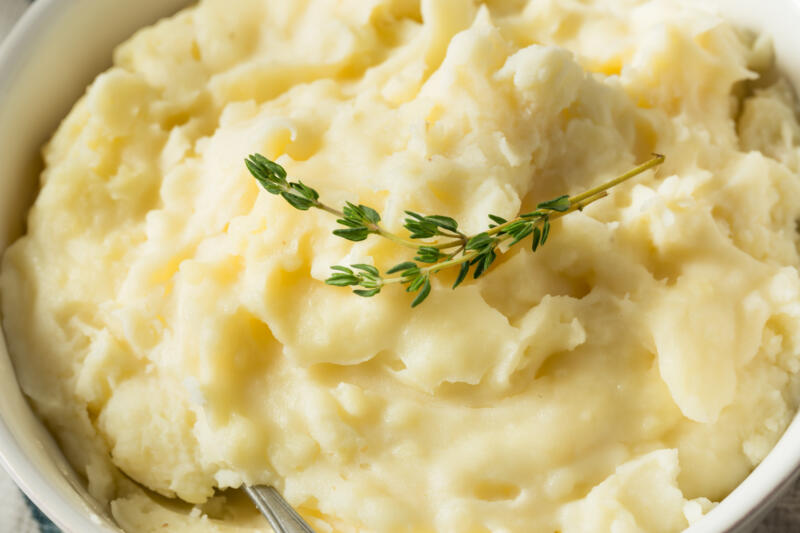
[3,0,800,532]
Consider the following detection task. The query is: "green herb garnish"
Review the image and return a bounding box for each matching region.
[246,153,664,306]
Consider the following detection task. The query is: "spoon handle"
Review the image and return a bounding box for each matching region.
[244,485,317,533]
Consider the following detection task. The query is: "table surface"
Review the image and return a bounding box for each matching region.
[0,0,797,532]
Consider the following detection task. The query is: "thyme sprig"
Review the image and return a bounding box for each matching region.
[246,153,664,306]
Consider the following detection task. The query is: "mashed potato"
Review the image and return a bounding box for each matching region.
[3,0,800,531]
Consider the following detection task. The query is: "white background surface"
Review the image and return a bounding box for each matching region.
[0,0,798,532]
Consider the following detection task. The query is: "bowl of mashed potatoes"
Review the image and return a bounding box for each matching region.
[3,1,800,532]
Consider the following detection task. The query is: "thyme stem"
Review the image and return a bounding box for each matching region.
[373,227,425,249]
[568,154,664,205]
[381,185,611,285]
[245,153,665,306]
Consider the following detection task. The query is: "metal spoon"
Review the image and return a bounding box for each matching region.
[245,485,317,533]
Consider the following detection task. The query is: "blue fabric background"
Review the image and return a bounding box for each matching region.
[24,496,60,532]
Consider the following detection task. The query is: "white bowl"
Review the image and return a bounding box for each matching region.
[0,1,799,532]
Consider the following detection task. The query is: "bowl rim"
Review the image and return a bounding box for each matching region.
[0,1,121,531]
[1,1,800,532]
